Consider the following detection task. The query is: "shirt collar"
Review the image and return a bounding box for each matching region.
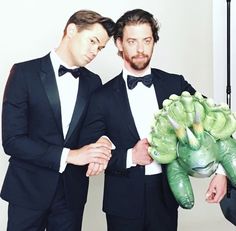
[50,50,79,77]
[123,65,151,78]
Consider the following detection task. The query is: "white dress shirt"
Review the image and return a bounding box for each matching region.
[123,67,162,175]
[50,50,79,173]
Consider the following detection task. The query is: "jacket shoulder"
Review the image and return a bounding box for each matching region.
[80,67,100,79]
[14,53,49,66]
[152,68,184,79]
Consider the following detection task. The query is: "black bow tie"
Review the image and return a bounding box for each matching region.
[127,74,153,90]
[58,65,81,78]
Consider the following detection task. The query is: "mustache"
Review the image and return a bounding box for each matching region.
[132,54,148,59]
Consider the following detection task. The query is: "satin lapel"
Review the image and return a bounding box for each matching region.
[64,76,88,143]
[113,75,140,140]
[152,72,168,109]
[40,55,63,134]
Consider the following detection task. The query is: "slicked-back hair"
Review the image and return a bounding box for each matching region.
[63,10,115,37]
[114,9,160,43]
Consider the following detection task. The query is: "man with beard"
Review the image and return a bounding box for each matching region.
[79,9,227,231]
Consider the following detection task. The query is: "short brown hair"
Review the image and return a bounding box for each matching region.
[64,10,115,37]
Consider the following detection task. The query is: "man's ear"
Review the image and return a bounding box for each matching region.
[66,23,77,38]
[116,38,123,53]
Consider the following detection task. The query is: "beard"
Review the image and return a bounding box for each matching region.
[123,53,151,70]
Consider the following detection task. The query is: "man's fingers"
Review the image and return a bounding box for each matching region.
[89,156,108,165]
[95,149,112,160]
[86,163,100,176]
[90,163,100,176]
[89,142,112,150]
[86,163,104,176]
[96,136,116,150]
[94,164,104,176]
[206,188,217,202]
[88,146,112,158]
[97,137,112,146]
[86,163,95,177]
[103,162,108,170]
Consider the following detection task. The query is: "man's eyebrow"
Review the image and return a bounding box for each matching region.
[93,36,100,43]
[127,36,152,40]
[98,45,105,50]
[94,36,106,49]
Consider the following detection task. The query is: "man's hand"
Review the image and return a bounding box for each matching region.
[86,162,104,177]
[206,174,227,203]
[86,136,113,177]
[96,136,113,150]
[132,138,152,165]
[67,142,112,166]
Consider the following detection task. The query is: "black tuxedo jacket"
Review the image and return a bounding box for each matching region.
[79,68,196,218]
[1,53,102,210]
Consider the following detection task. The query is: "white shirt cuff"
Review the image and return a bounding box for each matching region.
[126,148,136,168]
[216,163,226,175]
[59,148,69,173]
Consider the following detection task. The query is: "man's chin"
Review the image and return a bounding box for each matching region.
[131,63,149,71]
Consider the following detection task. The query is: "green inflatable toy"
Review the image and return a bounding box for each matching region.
[148,91,236,209]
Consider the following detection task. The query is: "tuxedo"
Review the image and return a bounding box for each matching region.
[1,53,102,227]
[79,68,196,230]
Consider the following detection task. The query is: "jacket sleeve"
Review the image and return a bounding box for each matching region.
[2,64,62,171]
[79,90,138,172]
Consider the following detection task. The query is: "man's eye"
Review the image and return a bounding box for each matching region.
[90,39,96,44]
[145,39,151,44]
[128,40,135,45]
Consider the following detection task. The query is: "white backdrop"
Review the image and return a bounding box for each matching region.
[0,1,235,230]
